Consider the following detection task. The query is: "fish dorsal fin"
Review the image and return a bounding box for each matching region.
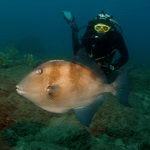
[74,95,106,127]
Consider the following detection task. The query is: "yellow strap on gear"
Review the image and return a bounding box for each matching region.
[94,23,111,33]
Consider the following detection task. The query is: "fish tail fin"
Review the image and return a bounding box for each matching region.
[112,69,131,106]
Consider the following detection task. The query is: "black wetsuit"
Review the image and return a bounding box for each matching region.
[71,19,129,75]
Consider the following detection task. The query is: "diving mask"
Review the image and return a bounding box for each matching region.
[94,23,111,33]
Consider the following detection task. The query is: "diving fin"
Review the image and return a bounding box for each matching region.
[74,95,106,127]
[62,10,79,32]
[62,11,74,23]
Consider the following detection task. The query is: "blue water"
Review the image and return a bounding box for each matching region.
[0,0,150,63]
[0,1,150,149]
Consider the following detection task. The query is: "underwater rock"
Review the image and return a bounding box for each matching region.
[0,46,20,68]
[91,134,140,150]
[1,121,45,147]
[90,134,127,150]
[0,75,16,96]
[16,142,68,150]
[90,95,137,138]
[2,122,91,150]
[114,139,125,147]
[0,75,17,130]
[0,136,10,150]
[0,97,16,130]
[0,45,41,69]
[23,53,41,68]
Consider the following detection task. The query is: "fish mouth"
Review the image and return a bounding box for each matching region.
[16,85,26,95]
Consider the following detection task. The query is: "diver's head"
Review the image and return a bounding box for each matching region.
[87,11,119,38]
[94,11,115,33]
[96,11,112,21]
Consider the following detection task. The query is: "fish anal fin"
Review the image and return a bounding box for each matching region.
[74,95,106,127]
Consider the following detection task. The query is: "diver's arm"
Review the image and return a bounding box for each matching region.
[81,26,92,50]
[62,11,81,57]
[113,33,129,69]
[70,18,83,56]
[72,30,81,56]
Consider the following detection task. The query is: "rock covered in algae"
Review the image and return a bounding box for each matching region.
[2,122,91,150]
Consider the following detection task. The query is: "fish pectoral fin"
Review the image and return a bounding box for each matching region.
[47,84,60,95]
[73,95,106,127]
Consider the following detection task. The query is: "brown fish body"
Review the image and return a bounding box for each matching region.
[16,60,114,113]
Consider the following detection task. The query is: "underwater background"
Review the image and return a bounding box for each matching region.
[0,0,150,149]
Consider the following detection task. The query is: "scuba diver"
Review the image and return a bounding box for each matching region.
[62,11,130,125]
[62,11,129,82]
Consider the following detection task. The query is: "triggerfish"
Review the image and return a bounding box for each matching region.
[16,60,128,126]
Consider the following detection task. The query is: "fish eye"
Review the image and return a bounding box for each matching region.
[35,68,43,75]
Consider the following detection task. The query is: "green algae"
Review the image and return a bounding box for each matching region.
[0,50,150,150]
